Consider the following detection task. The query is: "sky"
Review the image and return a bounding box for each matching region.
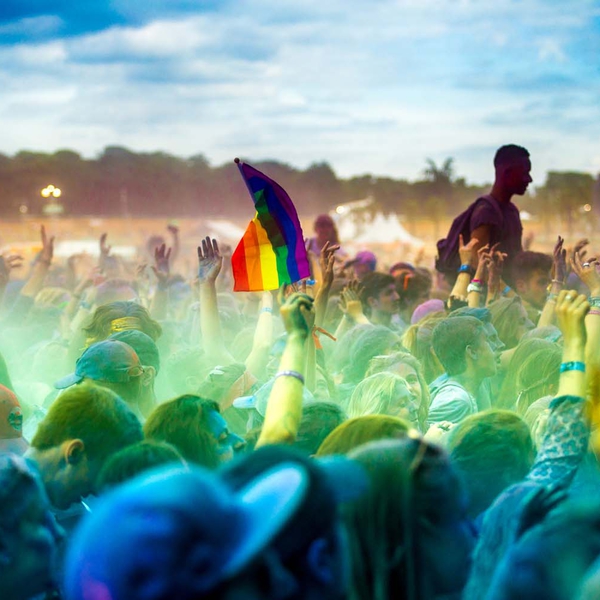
[1,0,599,184]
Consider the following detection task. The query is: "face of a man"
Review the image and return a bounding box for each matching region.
[518,269,551,310]
[482,322,505,355]
[206,410,245,464]
[506,158,533,196]
[473,331,497,379]
[372,284,399,314]
[41,445,100,510]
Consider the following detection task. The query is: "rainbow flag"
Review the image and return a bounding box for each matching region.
[232,159,310,292]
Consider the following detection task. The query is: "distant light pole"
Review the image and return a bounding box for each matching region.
[41,185,61,199]
[41,185,64,216]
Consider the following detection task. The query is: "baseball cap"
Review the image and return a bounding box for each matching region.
[64,462,343,600]
[233,378,315,417]
[345,250,377,270]
[109,330,160,373]
[0,385,28,455]
[221,445,369,560]
[54,340,142,390]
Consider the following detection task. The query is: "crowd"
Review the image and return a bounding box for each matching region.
[1,144,600,600]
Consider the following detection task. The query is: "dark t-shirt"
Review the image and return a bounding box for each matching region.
[470,197,523,265]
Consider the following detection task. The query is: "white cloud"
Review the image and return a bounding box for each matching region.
[0,0,597,183]
[537,38,567,63]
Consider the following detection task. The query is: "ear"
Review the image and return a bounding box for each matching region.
[306,537,335,585]
[62,439,86,466]
[466,345,478,362]
[367,296,378,309]
[141,366,156,388]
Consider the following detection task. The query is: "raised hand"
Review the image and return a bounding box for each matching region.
[571,251,600,297]
[197,236,222,283]
[516,484,568,539]
[487,243,506,296]
[552,236,567,284]
[473,244,491,282]
[99,233,111,271]
[0,254,23,286]
[458,234,479,268]
[280,293,315,339]
[152,243,171,288]
[555,289,589,348]
[39,225,54,265]
[340,280,365,321]
[320,241,339,289]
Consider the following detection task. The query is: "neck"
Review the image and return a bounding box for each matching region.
[452,369,484,397]
[370,310,392,327]
[490,183,512,204]
[138,388,156,419]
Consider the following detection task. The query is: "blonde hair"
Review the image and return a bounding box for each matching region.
[347,372,411,420]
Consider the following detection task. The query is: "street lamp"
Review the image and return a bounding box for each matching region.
[41,185,61,198]
[41,184,64,216]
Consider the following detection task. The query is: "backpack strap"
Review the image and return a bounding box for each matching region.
[475,194,504,227]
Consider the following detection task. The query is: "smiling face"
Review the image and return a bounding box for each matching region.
[393,363,424,409]
[386,380,420,427]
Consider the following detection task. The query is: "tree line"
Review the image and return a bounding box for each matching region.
[0,147,597,228]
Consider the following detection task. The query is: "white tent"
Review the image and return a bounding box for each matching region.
[332,198,424,247]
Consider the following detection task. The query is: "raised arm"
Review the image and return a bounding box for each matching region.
[197,236,235,365]
[334,280,369,340]
[256,293,314,447]
[149,243,171,320]
[0,254,23,309]
[245,291,274,379]
[467,245,490,308]
[570,252,600,408]
[20,225,54,299]
[527,289,589,485]
[538,236,566,327]
[314,241,339,327]
[449,235,478,307]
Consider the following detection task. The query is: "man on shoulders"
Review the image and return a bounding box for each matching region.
[470,144,532,267]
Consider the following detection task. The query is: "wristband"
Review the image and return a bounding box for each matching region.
[260,307,273,314]
[588,309,600,316]
[502,285,511,296]
[467,283,483,294]
[457,264,474,275]
[589,297,600,309]
[470,279,483,284]
[559,361,586,374]
[275,370,305,385]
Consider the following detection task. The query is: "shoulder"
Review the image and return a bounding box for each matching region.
[431,381,472,404]
[470,197,502,228]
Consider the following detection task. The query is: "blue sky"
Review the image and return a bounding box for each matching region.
[1,0,599,183]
